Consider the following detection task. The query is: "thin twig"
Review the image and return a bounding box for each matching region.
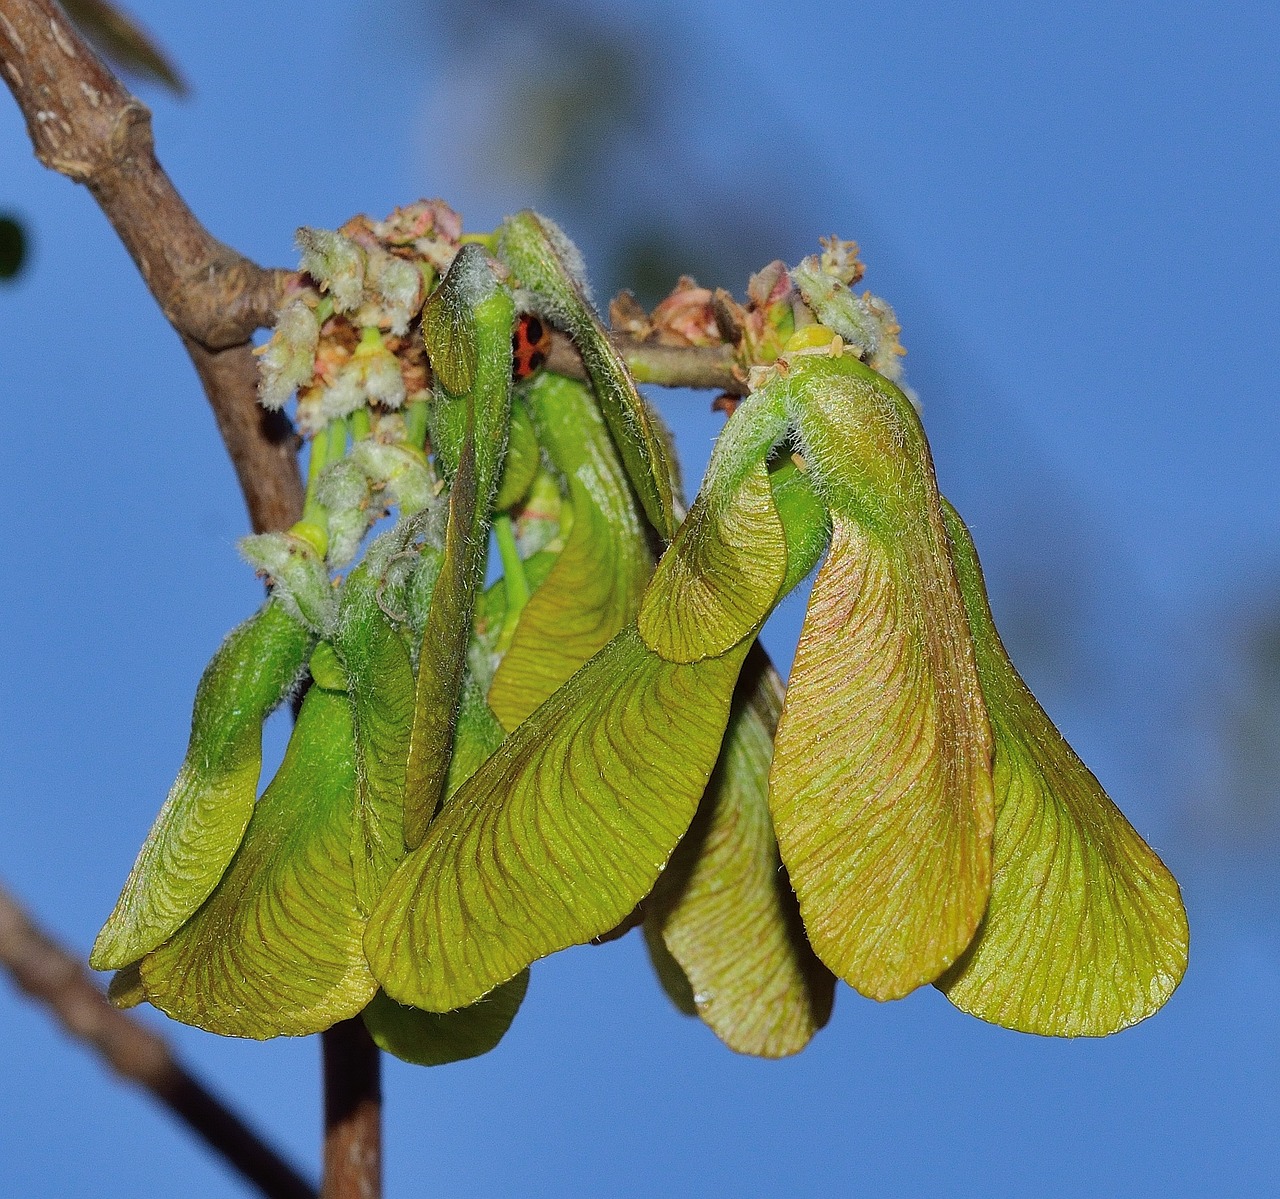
[0,881,316,1199]
[0,0,283,345]
[547,331,747,396]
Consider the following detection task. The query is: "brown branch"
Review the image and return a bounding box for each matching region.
[0,0,303,533]
[0,881,316,1199]
[0,0,284,345]
[183,336,304,533]
[320,1019,382,1199]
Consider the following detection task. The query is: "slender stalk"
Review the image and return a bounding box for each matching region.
[350,406,372,443]
[320,1020,381,1199]
[404,401,430,451]
[493,512,530,652]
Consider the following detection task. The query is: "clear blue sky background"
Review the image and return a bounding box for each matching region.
[3,2,1278,1195]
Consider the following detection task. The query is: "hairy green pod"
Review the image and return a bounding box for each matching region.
[91,601,313,971]
[406,246,515,847]
[498,211,677,540]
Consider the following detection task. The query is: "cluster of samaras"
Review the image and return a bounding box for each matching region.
[92,206,1187,1062]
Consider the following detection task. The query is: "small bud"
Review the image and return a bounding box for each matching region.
[321,328,407,421]
[648,278,721,346]
[239,531,337,636]
[791,257,880,358]
[352,441,436,517]
[365,246,424,335]
[296,227,365,312]
[256,298,321,410]
[863,292,908,384]
[316,458,374,569]
[818,235,865,286]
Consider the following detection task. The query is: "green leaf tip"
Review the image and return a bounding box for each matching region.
[647,647,835,1057]
[363,972,528,1067]
[365,625,752,1013]
[139,686,374,1038]
[497,211,677,541]
[936,505,1189,1036]
[90,601,313,971]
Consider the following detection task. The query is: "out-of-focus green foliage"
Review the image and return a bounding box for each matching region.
[63,0,188,95]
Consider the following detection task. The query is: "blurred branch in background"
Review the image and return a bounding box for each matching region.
[1185,584,1280,862]
[61,0,188,95]
[0,881,316,1199]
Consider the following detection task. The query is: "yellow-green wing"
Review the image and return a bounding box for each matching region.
[937,504,1189,1035]
[365,625,751,1012]
[489,373,652,729]
[647,645,835,1056]
[139,686,373,1038]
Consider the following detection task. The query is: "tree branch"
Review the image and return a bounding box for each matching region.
[182,335,305,533]
[0,0,284,345]
[0,0,303,533]
[0,881,316,1199]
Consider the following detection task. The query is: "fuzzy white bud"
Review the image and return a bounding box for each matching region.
[257,299,320,410]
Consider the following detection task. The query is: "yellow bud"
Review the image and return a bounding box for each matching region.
[290,519,329,559]
[784,324,839,353]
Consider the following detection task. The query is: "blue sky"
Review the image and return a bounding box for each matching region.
[2,2,1278,1194]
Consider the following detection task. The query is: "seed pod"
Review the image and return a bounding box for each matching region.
[768,352,995,1001]
[139,683,374,1038]
[91,601,313,971]
[488,373,652,730]
[498,211,677,541]
[406,245,515,848]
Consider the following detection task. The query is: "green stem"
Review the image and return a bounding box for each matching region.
[403,400,429,451]
[493,513,529,651]
[349,406,372,443]
[293,419,347,558]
